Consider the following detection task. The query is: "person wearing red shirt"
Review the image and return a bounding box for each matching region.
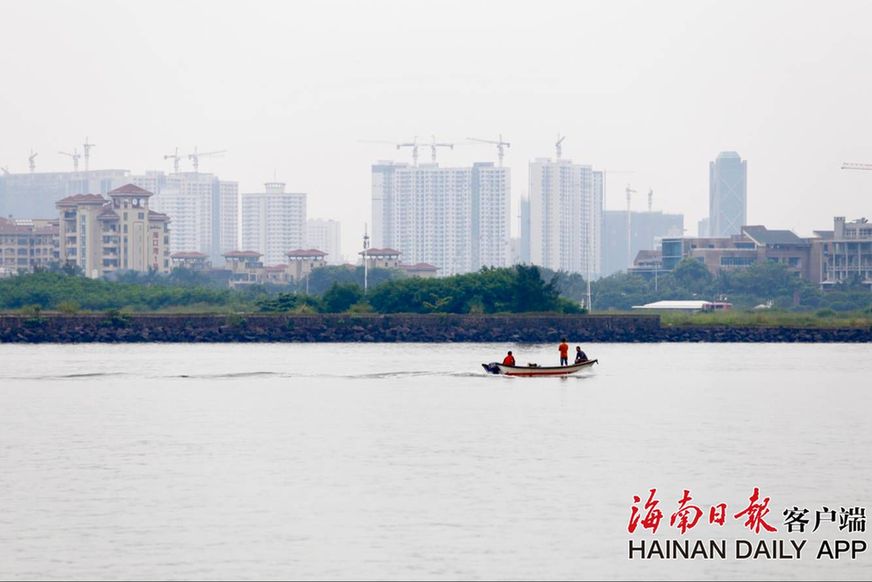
[502,351,516,366]
[558,338,569,366]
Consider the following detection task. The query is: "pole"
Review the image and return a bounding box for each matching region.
[363,224,370,294]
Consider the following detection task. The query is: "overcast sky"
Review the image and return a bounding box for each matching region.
[2,0,871,256]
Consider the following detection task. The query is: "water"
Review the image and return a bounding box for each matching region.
[1,343,870,580]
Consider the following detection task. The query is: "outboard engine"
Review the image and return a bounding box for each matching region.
[482,362,501,374]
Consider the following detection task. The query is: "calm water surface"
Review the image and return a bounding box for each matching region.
[0,343,870,580]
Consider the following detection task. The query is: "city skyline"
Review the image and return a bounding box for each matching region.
[2,1,870,258]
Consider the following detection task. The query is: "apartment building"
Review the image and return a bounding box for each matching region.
[56,184,170,278]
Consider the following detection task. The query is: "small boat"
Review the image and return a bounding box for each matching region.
[482,359,598,377]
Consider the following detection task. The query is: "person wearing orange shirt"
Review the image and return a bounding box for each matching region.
[558,338,569,366]
[502,351,516,366]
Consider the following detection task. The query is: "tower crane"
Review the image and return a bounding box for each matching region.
[466,134,511,167]
[28,151,38,173]
[164,147,183,173]
[842,162,872,171]
[426,135,454,163]
[395,138,421,166]
[59,149,81,172]
[83,137,96,173]
[188,147,227,173]
[555,134,566,160]
[359,137,423,165]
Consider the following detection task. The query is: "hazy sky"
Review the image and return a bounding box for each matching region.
[2,0,871,256]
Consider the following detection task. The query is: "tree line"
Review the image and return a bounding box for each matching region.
[1,259,870,314]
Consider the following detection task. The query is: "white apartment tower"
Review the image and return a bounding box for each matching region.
[372,161,510,275]
[133,171,238,260]
[306,218,342,264]
[528,158,602,276]
[241,182,307,266]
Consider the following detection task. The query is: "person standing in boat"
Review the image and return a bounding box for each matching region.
[558,338,569,366]
[502,351,516,366]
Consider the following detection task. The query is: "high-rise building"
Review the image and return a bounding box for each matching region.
[56,184,170,278]
[241,182,306,266]
[306,219,342,264]
[527,158,602,277]
[0,170,131,218]
[371,161,509,275]
[709,151,747,237]
[134,171,238,261]
[602,210,685,275]
[519,196,531,263]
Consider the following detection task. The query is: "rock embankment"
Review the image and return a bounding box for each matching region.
[0,313,870,343]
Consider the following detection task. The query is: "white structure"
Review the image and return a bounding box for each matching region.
[528,158,602,276]
[241,182,307,266]
[129,171,238,260]
[371,161,510,275]
[306,218,342,264]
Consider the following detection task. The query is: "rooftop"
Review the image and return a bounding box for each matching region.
[223,250,262,258]
[742,225,806,246]
[286,249,328,258]
[109,183,154,197]
[171,251,208,259]
[359,247,401,256]
[56,193,107,206]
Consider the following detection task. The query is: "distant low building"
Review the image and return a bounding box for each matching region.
[223,250,264,287]
[170,251,211,271]
[0,217,59,276]
[286,249,328,282]
[401,262,439,278]
[811,217,872,290]
[360,247,401,270]
[658,225,811,278]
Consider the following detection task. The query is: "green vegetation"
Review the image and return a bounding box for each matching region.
[1,260,870,326]
[550,259,872,314]
[259,265,583,315]
[0,271,242,312]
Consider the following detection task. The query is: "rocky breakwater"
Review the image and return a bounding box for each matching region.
[0,313,660,343]
[1,313,870,342]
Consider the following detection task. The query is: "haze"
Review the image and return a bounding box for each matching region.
[1,0,870,255]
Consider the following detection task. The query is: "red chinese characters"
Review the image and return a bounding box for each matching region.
[629,487,778,534]
[734,487,777,533]
[628,488,664,533]
[670,489,703,534]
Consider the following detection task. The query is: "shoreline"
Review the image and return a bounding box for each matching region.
[1,313,870,343]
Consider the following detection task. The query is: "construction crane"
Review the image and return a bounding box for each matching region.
[59,149,81,172]
[555,134,566,160]
[164,147,183,173]
[842,162,872,171]
[28,151,38,173]
[359,137,423,165]
[426,135,454,163]
[648,187,654,212]
[83,137,96,173]
[188,147,226,173]
[395,138,421,165]
[467,134,510,167]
